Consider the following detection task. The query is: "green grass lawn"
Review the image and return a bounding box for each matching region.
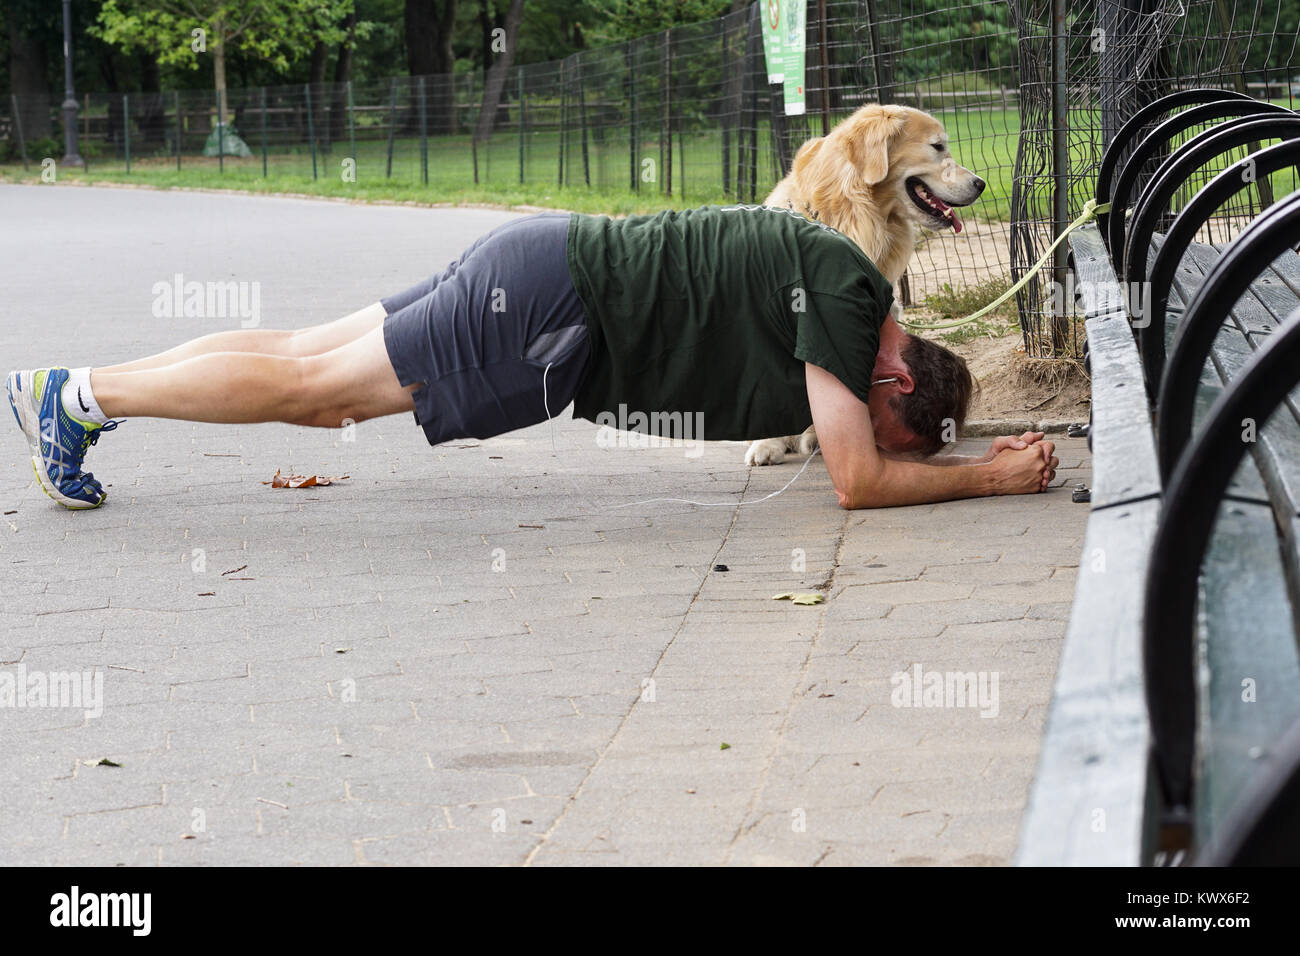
[6,101,1296,224]
[0,106,1035,219]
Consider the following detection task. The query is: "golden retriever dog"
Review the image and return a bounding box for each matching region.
[746,104,985,466]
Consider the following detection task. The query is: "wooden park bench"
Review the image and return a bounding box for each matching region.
[1017,89,1300,865]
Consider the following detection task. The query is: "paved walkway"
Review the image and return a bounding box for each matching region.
[0,185,1090,865]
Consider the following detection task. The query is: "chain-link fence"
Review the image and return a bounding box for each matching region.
[1011,0,1300,356]
[0,2,1025,321]
[2,1,1297,356]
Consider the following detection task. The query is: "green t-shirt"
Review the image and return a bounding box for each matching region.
[565,204,894,441]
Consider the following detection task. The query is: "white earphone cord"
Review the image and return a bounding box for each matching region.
[544,371,888,509]
[608,448,822,509]
[542,362,557,454]
[605,376,900,509]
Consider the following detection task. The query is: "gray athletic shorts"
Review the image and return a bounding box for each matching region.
[381,213,592,446]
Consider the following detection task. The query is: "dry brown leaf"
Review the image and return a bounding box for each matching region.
[262,469,350,489]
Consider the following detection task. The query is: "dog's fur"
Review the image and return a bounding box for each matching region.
[747,104,984,466]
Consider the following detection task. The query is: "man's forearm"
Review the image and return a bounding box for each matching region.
[894,451,987,467]
[842,457,994,509]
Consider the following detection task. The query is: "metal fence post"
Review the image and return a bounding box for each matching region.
[628,42,637,193]
[558,58,567,188]
[577,55,590,187]
[260,87,268,177]
[518,69,525,184]
[305,84,318,180]
[385,79,397,179]
[678,112,685,201]
[123,94,131,173]
[471,70,480,184]
[347,79,357,174]
[864,0,890,105]
[1050,0,1068,350]
[662,29,671,196]
[11,94,29,171]
[818,0,831,135]
[720,21,730,196]
[418,76,428,185]
[174,90,182,170]
[744,2,760,202]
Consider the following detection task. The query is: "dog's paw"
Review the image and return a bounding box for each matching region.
[795,427,819,457]
[746,438,789,466]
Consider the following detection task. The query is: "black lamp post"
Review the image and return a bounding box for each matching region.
[60,0,85,167]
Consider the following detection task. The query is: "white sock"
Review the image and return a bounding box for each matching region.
[60,367,109,425]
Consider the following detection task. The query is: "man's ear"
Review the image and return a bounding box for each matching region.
[850,109,907,186]
[894,369,916,395]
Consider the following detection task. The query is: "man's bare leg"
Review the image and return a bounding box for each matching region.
[97,302,388,374]
[91,324,419,426]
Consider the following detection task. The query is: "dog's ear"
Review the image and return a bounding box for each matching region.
[849,108,907,186]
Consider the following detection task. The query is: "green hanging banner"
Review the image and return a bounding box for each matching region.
[781,0,807,116]
[761,0,784,84]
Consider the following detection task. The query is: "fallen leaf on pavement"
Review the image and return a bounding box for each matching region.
[262,469,350,488]
[771,592,825,605]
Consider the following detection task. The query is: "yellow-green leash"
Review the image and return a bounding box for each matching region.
[899,198,1112,332]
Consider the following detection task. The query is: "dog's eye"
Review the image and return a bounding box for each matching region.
[932,143,945,152]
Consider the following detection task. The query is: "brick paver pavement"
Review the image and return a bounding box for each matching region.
[0,184,1090,865]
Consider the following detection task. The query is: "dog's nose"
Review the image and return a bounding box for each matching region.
[971,176,986,194]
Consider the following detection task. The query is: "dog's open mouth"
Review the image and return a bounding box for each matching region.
[906,177,965,234]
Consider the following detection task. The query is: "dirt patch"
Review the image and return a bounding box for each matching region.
[935,329,1092,432]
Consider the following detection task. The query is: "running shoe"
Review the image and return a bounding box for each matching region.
[7,367,119,510]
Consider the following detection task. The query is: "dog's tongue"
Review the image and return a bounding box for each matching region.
[951,209,963,234]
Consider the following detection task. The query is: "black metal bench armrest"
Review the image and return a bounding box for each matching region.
[1145,140,1300,389]
[1125,115,1300,315]
[1095,88,1253,237]
[1106,100,1291,275]
[1145,303,1300,814]
[1156,189,1300,480]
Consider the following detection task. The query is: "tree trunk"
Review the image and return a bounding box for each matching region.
[212,8,228,94]
[405,0,457,133]
[480,0,492,69]
[405,0,456,75]
[721,0,746,157]
[137,52,166,147]
[472,0,524,144]
[213,33,228,131]
[310,39,330,147]
[7,10,52,140]
[329,12,358,145]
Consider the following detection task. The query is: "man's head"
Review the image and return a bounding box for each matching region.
[868,319,973,457]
